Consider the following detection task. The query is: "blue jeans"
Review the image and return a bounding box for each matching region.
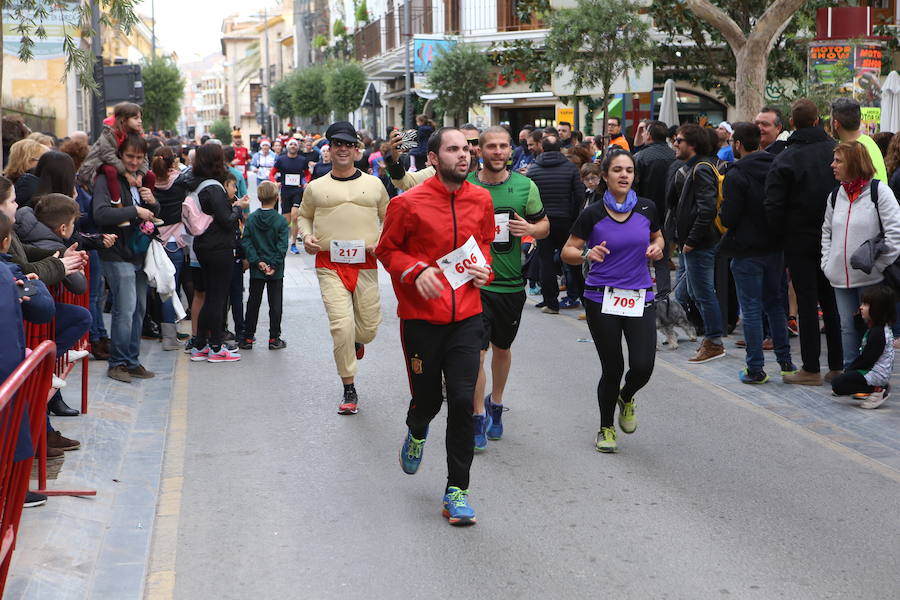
[683,246,723,342]
[161,242,185,324]
[54,303,92,358]
[731,253,792,373]
[674,253,692,306]
[88,250,108,340]
[834,285,880,368]
[103,260,148,368]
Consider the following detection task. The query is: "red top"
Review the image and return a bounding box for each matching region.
[233,146,250,178]
[376,175,495,324]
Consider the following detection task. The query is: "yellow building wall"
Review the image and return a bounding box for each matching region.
[2,55,70,138]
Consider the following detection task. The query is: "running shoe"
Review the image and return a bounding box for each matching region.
[338,388,359,415]
[207,347,241,363]
[442,487,476,526]
[355,343,365,360]
[787,316,799,337]
[527,284,541,296]
[859,385,890,409]
[595,427,618,453]
[289,244,300,255]
[617,397,636,434]
[559,297,580,309]
[473,411,492,451]
[238,337,254,350]
[739,368,769,384]
[183,337,196,354]
[485,394,503,440]
[779,361,799,376]
[268,338,287,350]
[190,345,210,361]
[24,491,47,508]
[399,429,427,474]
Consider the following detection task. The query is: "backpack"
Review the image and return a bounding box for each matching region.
[182,179,223,236]
[693,161,727,235]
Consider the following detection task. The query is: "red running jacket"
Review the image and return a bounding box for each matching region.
[376,174,495,324]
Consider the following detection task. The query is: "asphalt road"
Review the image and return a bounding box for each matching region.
[167,245,900,600]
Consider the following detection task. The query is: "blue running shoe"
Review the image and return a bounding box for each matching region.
[486,394,503,440]
[739,368,769,384]
[473,412,492,451]
[399,429,427,474]
[289,243,300,255]
[442,487,476,526]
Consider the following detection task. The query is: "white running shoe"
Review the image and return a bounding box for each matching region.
[66,349,90,362]
[52,374,67,389]
[207,347,241,363]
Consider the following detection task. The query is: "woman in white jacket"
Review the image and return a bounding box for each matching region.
[822,141,900,367]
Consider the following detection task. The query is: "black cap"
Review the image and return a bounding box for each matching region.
[325,121,359,144]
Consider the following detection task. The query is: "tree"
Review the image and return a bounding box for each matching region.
[292,65,330,124]
[427,43,492,124]
[325,61,367,121]
[675,0,811,121]
[208,118,232,144]
[142,56,185,132]
[270,72,298,120]
[544,0,654,145]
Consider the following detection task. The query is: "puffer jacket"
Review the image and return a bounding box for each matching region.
[673,155,720,250]
[822,180,900,289]
[376,175,495,324]
[526,151,584,220]
[14,206,87,294]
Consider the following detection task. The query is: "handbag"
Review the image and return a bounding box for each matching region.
[846,180,900,293]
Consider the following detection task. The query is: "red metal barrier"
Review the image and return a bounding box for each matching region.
[0,341,55,597]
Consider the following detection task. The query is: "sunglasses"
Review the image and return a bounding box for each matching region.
[466,138,479,146]
[674,138,686,144]
[331,139,358,148]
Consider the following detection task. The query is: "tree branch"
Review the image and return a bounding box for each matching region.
[683,0,746,51]
[751,0,809,50]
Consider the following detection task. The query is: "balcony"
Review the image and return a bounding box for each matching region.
[355,18,382,61]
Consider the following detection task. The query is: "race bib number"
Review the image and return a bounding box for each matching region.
[493,213,510,243]
[285,174,301,186]
[330,240,366,264]
[601,287,646,317]
[438,235,487,290]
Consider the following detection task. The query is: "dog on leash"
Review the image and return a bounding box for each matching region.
[655,296,696,350]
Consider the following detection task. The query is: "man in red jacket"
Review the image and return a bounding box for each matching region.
[376,127,495,526]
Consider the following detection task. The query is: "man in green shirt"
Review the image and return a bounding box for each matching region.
[831,98,887,182]
[466,126,549,451]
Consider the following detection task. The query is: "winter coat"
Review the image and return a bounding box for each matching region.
[14,206,87,294]
[5,232,65,286]
[673,155,720,250]
[764,127,837,257]
[76,123,148,189]
[181,171,241,256]
[0,253,55,324]
[153,169,187,226]
[718,151,776,257]
[822,180,900,289]
[526,151,584,220]
[13,172,39,208]
[634,142,676,219]
[241,208,290,279]
[0,261,33,463]
[410,124,434,157]
[92,173,161,264]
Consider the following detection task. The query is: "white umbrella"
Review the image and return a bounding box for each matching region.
[658,79,679,128]
[880,71,900,133]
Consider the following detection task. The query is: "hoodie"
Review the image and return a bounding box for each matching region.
[526,151,583,220]
[241,208,290,279]
[718,151,776,258]
[14,206,87,294]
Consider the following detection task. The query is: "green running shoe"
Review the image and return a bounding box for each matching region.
[595,426,618,453]
[617,397,637,434]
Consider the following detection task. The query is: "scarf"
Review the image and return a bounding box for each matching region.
[603,189,638,214]
[841,177,868,202]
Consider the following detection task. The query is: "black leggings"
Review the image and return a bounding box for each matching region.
[195,249,234,350]
[831,370,877,396]
[585,298,657,428]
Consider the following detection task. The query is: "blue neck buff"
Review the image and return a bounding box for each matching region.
[603,189,638,214]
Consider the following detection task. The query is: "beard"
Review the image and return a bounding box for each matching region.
[482,158,506,173]
[438,160,468,185]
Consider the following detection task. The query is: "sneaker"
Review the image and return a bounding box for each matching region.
[485,394,503,440]
[779,361,799,376]
[617,397,636,434]
[238,338,254,350]
[107,365,132,383]
[127,364,155,379]
[289,244,300,255]
[65,349,90,362]
[223,339,239,351]
[190,345,211,362]
[860,384,890,409]
[51,374,67,389]
[442,487,476,526]
[541,306,559,314]
[355,343,365,359]
[399,429,427,474]
[527,284,541,296]
[595,426,618,453]
[223,331,236,343]
[688,339,725,364]
[559,297,580,309]
[268,338,287,350]
[739,368,769,384]
[207,347,241,363]
[183,337,196,354]
[473,412,492,451]
[24,491,47,508]
[787,316,799,337]
[338,388,358,415]
[783,369,822,385]
[47,430,80,451]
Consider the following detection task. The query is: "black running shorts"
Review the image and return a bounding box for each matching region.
[280,187,302,214]
[480,289,527,351]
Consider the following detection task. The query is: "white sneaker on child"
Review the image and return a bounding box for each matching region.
[51,375,67,389]
[66,349,90,362]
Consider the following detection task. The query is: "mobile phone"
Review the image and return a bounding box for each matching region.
[16,281,37,298]
[397,129,418,152]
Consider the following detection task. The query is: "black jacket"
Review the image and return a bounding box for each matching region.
[764,127,837,257]
[634,142,676,218]
[673,155,720,249]
[182,171,241,255]
[526,151,584,220]
[92,173,161,263]
[153,172,188,226]
[718,151,776,257]
[14,172,39,209]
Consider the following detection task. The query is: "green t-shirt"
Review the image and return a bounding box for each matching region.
[858,134,887,182]
[467,170,545,293]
